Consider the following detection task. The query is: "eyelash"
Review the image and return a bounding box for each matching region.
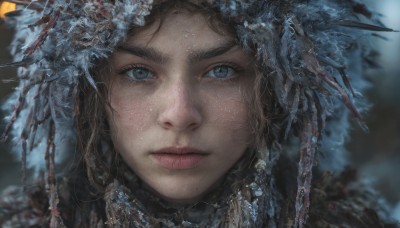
[117,62,243,82]
[118,64,156,82]
[205,63,242,81]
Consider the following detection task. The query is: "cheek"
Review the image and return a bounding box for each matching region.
[202,87,252,142]
[106,87,155,141]
[216,99,248,127]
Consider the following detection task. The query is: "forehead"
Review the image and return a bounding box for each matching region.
[125,11,235,49]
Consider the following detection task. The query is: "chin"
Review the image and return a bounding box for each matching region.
[146,178,215,205]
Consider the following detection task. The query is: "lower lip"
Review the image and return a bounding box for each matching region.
[152,153,207,170]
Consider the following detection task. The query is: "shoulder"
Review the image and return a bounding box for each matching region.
[0,183,49,227]
[0,177,106,227]
[308,169,399,227]
[274,156,399,227]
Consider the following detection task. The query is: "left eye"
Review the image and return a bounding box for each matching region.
[125,67,153,81]
[206,65,236,80]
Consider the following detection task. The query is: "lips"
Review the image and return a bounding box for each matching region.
[151,147,208,170]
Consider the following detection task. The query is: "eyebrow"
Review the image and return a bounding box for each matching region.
[188,40,237,64]
[117,40,238,65]
[117,45,167,64]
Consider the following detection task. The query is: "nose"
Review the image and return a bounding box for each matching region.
[157,81,202,132]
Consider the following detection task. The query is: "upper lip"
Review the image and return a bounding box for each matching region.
[151,147,208,155]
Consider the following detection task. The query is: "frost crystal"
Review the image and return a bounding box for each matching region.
[250,182,263,197]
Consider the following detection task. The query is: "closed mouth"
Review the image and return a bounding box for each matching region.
[151,147,209,169]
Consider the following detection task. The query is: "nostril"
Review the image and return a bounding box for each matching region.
[157,103,202,131]
[187,121,200,130]
[158,110,202,131]
[160,120,173,129]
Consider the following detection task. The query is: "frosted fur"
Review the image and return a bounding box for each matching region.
[2,0,154,170]
[2,0,374,174]
[1,0,393,227]
[226,0,373,172]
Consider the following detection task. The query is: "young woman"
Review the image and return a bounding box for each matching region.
[0,0,398,227]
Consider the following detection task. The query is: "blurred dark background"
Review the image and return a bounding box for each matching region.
[347,0,400,220]
[1,0,399,221]
[0,20,19,191]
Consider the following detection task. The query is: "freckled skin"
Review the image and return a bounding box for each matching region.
[106,11,255,204]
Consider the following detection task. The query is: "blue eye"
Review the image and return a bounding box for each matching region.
[207,65,236,80]
[125,67,153,81]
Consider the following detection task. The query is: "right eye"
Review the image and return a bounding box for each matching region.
[122,66,154,81]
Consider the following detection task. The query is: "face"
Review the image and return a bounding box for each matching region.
[106,10,255,204]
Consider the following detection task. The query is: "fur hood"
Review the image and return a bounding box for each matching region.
[0,0,396,226]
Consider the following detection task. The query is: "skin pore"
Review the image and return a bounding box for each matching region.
[106,10,256,204]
